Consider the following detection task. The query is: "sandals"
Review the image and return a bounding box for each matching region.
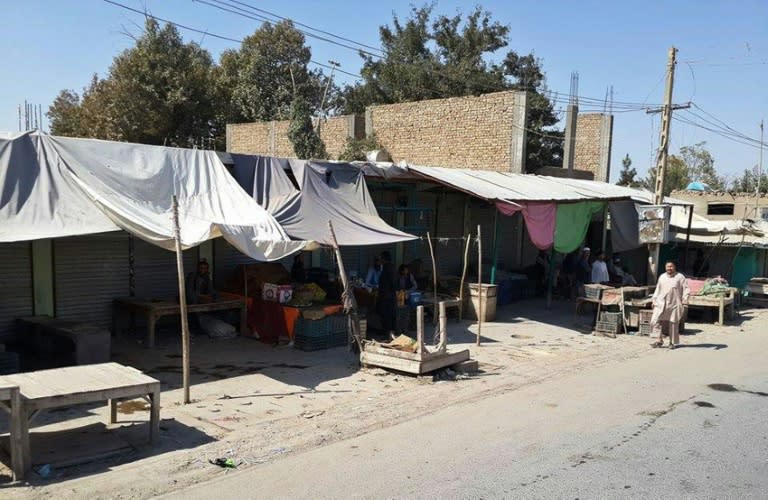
[650,341,663,348]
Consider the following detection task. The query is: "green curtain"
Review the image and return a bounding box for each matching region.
[731,247,757,289]
[554,201,605,254]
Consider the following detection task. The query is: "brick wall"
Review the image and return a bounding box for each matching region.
[227,114,357,159]
[226,91,528,170]
[574,113,613,182]
[365,90,527,172]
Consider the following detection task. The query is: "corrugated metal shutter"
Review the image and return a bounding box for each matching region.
[214,238,257,289]
[0,242,33,340]
[133,238,197,299]
[54,233,129,329]
[435,193,466,276]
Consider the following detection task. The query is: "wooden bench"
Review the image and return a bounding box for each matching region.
[113,297,247,348]
[0,362,160,481]
[17,316,111,365]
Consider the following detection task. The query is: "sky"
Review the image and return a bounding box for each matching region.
[1,0,766,183]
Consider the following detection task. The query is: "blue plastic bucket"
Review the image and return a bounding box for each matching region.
[408,291,422,307]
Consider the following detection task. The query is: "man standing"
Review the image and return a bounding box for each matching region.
[376,251,397,336]
[650,261,689,349]
[591,251,610,285]
[186,259,217,304]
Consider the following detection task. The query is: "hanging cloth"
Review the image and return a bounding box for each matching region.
[495,201,556,250]
[554,201,605,254]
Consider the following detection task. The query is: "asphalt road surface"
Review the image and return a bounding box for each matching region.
[164,328,768,499]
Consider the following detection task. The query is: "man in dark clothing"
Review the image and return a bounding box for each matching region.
[376,251,397,334]
[186,259,217,304]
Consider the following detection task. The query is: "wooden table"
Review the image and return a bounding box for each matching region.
[114,297,247,348]
[0,362,160,481]
[0,382,22,480]
[687,289,736,326]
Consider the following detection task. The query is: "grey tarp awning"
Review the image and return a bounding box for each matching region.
[231,155,416,246]
[0,131,305,261]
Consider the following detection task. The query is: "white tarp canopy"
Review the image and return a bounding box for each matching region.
[0,131,306,260]
[404,164,691,206]
[669,205,768,247]
[231,155,416,246]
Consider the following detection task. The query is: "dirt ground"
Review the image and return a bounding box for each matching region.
[0,298,755,499]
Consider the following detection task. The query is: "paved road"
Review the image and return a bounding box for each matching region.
[165,329,768,499]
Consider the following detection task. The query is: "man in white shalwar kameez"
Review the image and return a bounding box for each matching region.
[651,261,689,349]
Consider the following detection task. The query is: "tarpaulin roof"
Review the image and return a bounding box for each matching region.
[405,164,692,206]
[669,205,768,247]
[0,131,305,261]
[231,155,415,246]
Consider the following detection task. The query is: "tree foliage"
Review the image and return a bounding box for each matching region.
[616,154,641,187]
[48,18,332,150]
[288,97,327,160]
[341,4,561,171]
[215,20,336,125]
[731,168,768,194]
[338,133,383,161]
[679,141,725,191]
[49,19,215,147]
[642,156,691,197]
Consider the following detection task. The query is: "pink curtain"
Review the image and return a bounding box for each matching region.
[495,201,556,250]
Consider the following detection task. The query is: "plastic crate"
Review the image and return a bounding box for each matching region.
[584,285,604,300]
[639,323,653,336]
[327,314,347,334]
[294,331,348,351]
[294,317,329,338]
[599,312,623,327]
[639,309,654,325]
[595,321,619,335]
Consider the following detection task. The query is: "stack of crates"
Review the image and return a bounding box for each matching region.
[595,311,622,335]
[294,314,348,351]
[639,309,654,336]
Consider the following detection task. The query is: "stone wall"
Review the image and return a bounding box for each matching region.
[574,113,613,182]
[226,91,529,171]
[365,90,528,172]
[226,114,358,159]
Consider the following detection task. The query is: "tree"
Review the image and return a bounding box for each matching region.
[341,5,561,171]
[642,156,691,197]
[616,154,640,187]
[48,19,216,147]
[731,167,768,194]
[215,20,335,125]
[288,97,327,159]
[679,141,725,190]
[338,133,383,161]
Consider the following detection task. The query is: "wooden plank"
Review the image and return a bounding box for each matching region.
[419,349,470,373]
[361,349,471,375]
[11,386,28,480]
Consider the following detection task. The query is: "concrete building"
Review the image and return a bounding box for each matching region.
[670,190,768,221]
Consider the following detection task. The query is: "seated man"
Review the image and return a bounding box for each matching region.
[365,255,383,289]
[397,264,418,292]
[186,259,218,304]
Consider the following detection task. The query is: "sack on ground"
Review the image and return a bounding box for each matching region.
[199,314,237,339]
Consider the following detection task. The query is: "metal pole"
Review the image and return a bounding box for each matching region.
[758,120,765,210]
[649,47,678,284]
[683,205,694,273]
[172,196,191,404]
[426,232,438,325]
[545,249,556,310]
[490,209,500,284]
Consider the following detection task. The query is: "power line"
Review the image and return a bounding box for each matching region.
[101,0,363,78]
[217,0,385,55]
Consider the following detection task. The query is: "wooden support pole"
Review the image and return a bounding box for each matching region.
[546,249,557,310]
[683,205,694,272]
[477,224,482,347]
[438,301,447,352]
[328,221,361,351]
[490,209,500,284]
[172,196,191,405]
[458,234,471,321]
[426,232,438,325]
[416,305,424,354]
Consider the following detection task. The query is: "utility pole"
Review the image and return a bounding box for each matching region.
[757,120,764,215]
[647,47,677,284]
[563,71,579,177]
